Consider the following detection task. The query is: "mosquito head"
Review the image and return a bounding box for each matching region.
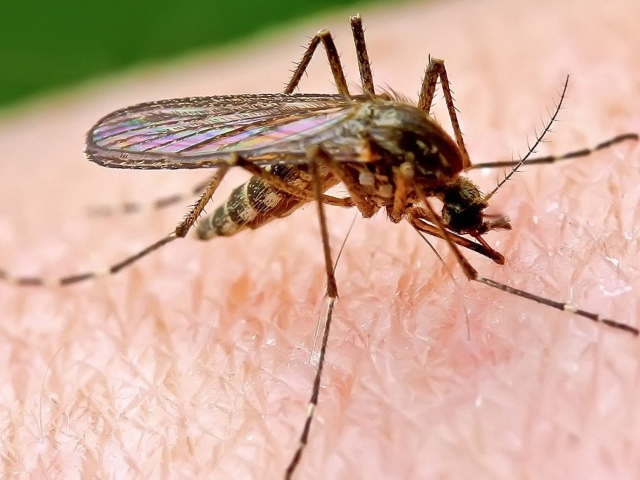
[436,177,512,235]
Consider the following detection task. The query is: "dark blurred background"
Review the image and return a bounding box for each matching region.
[0,0,384,109]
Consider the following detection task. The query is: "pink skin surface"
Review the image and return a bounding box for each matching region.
[2,0,640,478]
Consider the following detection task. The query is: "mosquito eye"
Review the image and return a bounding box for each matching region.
[442,203,484,233]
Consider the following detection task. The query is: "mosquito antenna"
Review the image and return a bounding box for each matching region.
[415,229,472,340]
[483,75,569,203]
[311,212,358,363]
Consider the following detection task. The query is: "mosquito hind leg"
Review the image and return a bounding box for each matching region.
[285,27,350,96]
[285,15,376,96]
[86,176,215,218]
[74,164,230,281]
[1,166,230,287]
[417,57,472,169]
[349,14,375,95]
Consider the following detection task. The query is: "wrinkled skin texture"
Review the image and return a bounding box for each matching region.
[1,0,640,479]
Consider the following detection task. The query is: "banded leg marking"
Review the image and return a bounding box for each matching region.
[1,166,230,287]
[467,133,638,170]
[86,176,214,218]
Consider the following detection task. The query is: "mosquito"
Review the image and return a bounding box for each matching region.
[2,14,638,479]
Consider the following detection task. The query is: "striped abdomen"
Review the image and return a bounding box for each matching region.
[196,164,337,240]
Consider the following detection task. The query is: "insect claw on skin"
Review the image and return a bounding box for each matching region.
[4,14,638,480]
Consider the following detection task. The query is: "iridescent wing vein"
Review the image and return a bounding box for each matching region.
[86,93,365,169]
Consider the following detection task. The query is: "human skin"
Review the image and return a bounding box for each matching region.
[1,0,640,478]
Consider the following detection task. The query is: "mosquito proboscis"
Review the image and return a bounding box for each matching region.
[1,14,638,479]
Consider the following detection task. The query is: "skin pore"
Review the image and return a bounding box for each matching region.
[1,0,640,478]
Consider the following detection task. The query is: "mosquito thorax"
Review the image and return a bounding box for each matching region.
[361,100,465,187]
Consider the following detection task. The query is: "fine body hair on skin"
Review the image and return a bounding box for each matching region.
[1,0,639,478]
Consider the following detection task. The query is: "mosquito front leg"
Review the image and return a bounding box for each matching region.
[467,132,638,170]
[417,57,471,169]
[414,190,638,337]
[407,208,505,264]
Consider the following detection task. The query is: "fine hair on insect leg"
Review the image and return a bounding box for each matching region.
[2,14,639,480]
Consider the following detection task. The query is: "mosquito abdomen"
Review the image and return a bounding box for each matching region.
[196,165,332,240]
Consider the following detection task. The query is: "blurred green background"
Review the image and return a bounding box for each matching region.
[0,0,383,109]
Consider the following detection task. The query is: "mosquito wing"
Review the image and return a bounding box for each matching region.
[86,93,364,170]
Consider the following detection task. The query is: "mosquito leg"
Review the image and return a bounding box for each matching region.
[232,155,354,207]
[407,208,505,264]
[310,139,384,218]
[285,16,376,96]
[0,166,230,287]
[87,176,215,217]
[285,27,350,96]
[321,196,355,208]
[414,189,639,337]
[349,14,375,95]
[417,57,472,169]
[285,146,340,480]
[318,164,376,218]
[467,132,638,170]
[387,162,415,223]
